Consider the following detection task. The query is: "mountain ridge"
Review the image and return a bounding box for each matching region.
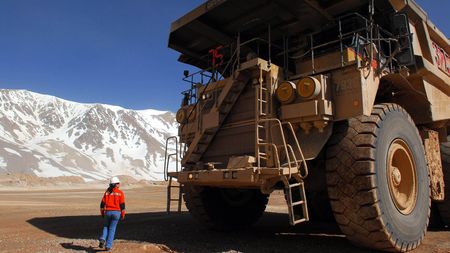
[0,89,178,181]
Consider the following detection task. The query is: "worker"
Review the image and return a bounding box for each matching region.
[98,176,126,251]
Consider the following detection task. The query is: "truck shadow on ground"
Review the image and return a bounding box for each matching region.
[28,211,387,253]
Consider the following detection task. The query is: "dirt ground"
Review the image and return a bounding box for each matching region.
[0,185,449,253]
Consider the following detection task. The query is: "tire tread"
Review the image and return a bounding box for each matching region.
[437,139,450,224]
[326,103,430,252]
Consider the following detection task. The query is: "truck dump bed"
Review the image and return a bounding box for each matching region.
[169,0,450,97]
[169,0,376,68]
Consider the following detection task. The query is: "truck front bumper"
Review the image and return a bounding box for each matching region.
[168,166,299,188]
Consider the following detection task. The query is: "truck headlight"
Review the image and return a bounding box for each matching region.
[276,81,297,104]
[296,76,321,99]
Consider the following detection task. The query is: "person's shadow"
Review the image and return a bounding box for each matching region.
[60,242,103,252]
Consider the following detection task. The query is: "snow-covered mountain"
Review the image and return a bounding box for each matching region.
[0,89,178,181]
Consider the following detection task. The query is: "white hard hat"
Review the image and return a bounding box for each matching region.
[110,176,120,184]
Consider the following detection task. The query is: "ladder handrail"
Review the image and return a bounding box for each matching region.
[285,144,299,169]
[164,136,183,214]
[164,136,179,181]
[282,122,309,179]
[258,118,293,175]
[257,142,280,169]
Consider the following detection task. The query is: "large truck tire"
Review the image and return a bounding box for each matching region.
[183,186,269,230]
[305,156,335,222]
[326,103,430,252]
[437,137,450,225]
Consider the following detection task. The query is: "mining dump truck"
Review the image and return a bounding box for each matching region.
[164,0,450,251]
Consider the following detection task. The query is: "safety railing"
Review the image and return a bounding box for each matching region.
[164,136,180,181]
[282,122,308,179]
[290,12,398,78]
[257,118,294,178]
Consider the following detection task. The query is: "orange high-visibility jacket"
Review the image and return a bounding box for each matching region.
[100,188,125,211]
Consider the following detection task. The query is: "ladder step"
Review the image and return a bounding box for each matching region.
[293,219,307,225]
[284,178,309,225]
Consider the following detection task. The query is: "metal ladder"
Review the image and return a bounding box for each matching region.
[284,175,309,225]
[255,65,304,174]
[278,123,309,225]
[254,64,309,225]
[255,65,275,169]
[279,123,309,225]
[164,136,183,214]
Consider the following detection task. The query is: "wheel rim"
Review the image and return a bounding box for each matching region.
[386,139,418,215]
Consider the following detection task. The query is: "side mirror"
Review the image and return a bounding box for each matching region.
[391,13,415,66]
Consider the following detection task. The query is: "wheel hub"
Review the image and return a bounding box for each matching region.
[391,167,402,186]
[387,139,418,215]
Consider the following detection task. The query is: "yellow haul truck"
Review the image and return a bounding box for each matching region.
[164,0,450,251]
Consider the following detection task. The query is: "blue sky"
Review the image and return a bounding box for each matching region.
[0,0,448,112]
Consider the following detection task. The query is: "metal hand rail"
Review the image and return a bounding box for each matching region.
[164,136,179,181]
[282,122,308,179]
[290,12,397,75]
[257,143,280,170]
[258,118,293,178]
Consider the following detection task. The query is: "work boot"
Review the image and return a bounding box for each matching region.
[98,239,105,248]
[105,247,111,251]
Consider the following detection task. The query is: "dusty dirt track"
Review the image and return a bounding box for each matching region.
[0,185,449,253]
